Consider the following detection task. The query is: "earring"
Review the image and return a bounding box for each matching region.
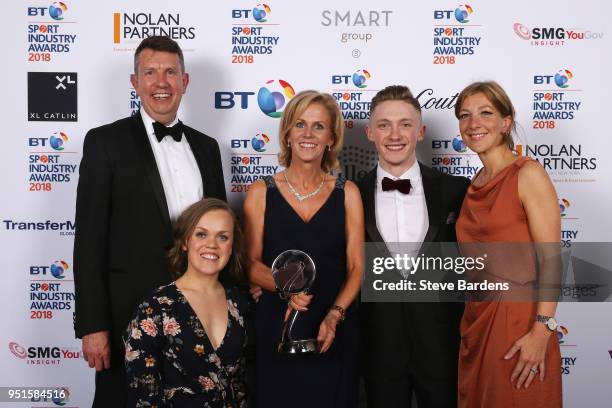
[327,145,331,151]
[287,141,291,148]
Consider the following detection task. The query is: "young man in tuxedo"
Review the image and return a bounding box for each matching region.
[358,85,469,407]
[73,36,226,406]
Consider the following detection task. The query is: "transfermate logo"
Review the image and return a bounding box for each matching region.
[454,4,473,23]
[257,79,296,118]
[28,72,77,121]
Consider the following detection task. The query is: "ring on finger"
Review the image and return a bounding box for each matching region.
[529,367,538,375]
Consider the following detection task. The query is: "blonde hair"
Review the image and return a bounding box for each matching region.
[455,81,516,151]
[277,90,344,172]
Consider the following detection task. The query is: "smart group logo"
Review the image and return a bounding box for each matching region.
[515,144,596,183]
[432,4,482,64]
[532,69,582,129]
[513,22,604,46]
[332,69,375,128]
[430,136,480,177]
[29,262,75,320]
[27,2,77,62]
[113,11,196,47]
[27,131,78,192]
[258,80,296,118]
[8,341,81,365]
[454,4,473,23]
[320,9,393,47]
[231,3,280,63]
[559,198,570,217]
[28,72,77,122]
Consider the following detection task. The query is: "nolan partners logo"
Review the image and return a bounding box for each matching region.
[513,22,604,46]
[257,80,295,118]
[113,11,196,46]
[516,143,596,184]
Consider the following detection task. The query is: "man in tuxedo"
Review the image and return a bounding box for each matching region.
[73,36,226,406]
[358,85,469,407]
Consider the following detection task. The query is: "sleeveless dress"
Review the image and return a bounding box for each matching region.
[254,175,359,408]
[456,157,562,407]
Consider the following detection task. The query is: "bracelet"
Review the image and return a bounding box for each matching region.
[330,305,346,322]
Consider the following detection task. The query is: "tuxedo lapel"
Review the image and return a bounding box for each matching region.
[362,167,384,243]
[130,114,172,231]
[184,128,220,196]
[420,162,442,243]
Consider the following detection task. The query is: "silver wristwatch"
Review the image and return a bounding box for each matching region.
[535,314,558,331]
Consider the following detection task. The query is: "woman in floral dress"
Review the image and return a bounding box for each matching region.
[124,198,250,407]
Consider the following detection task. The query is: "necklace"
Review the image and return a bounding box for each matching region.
[283,172,326,201]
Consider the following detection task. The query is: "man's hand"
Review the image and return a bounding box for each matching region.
[82,330,111,371]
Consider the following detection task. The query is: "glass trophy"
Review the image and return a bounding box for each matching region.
[271,249,318,354]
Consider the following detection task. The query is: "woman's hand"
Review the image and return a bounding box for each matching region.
[317,309,342,353]
[504,324,552,388]
[249,285,263,303]
[283,292,313,321]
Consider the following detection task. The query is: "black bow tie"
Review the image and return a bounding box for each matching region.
[381,177,412,194]
[153,121,184,142]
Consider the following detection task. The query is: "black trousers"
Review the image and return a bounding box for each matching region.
[92,347,127,407]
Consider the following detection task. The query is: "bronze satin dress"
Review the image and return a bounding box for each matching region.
[456,157,562,407]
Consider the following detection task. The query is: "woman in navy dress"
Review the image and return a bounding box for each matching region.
[124,198,251,407]
[243,90,364,407]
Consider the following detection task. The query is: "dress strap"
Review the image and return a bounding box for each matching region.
[334,175,346,190]
[263,175,277,189]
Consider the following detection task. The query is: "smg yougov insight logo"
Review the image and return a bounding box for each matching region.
[257,79,295,118]
[513,22,604,46]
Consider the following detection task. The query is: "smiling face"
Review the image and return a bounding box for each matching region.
[457,92,512,154]
[182,209,234,278]
[130,49,189,125]
[286,103,334,167]
[366,100,425,176]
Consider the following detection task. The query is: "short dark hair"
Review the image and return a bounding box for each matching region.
[370,85,422,118]
[167,198,246,286]
[134,36,185,74]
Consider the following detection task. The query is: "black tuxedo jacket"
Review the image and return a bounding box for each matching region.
[357,163,469,385]
[73,113,226,348]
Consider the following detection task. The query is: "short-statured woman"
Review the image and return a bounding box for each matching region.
[125,198,250,407]
[243,90,364,407]
[455,81,562,407]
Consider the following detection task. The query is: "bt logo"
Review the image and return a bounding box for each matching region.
[29,132,69,150]
[533,69,573,88]
[434,4,473,23]
[28,2,68,20]
[30,260,70,279]
[332,69,371,88]
[431,136,466,152]
[231,133,270,152]
[232,3,271,22]
[559,198,570,217]
[215,79,295,118]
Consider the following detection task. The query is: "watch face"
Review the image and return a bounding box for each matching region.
[546,318,558,331]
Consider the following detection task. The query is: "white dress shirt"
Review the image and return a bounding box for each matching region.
[375,161,429,257]
[140,110,203,221]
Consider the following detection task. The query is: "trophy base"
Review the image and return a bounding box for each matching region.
[278,339,319,354]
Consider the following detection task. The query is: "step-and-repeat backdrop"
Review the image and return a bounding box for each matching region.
[2,1,611,406]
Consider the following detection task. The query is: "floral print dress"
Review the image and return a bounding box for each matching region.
[124,282,249,407]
